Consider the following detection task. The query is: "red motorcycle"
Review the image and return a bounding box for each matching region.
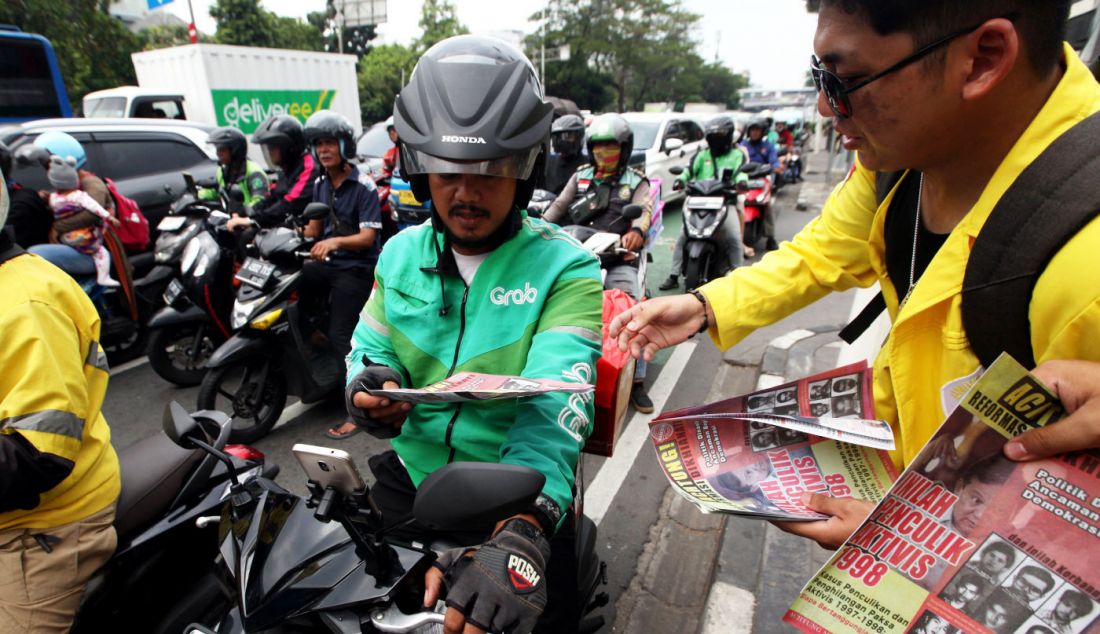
[740,162,774,252]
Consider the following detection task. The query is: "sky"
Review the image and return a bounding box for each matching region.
[159,0,819,90]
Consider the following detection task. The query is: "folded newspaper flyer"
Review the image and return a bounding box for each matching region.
[785,354,1100,634]
[366,371,593,403]
[648,363,899,521]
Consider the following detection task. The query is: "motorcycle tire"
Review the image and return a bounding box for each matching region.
[197,358,287,444]
[684,255,706,291]
[147,324,220,387]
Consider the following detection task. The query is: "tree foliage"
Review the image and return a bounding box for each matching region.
[0,0,142,110]
[357,43,417,123]
[139,24,208,51]
[416,0,469,53]
[526,0,747,112]
[209,0,321,50]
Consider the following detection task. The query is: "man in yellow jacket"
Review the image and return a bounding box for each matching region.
[0,170,121,632]
[611,0,1100,548]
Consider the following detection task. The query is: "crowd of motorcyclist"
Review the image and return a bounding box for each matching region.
[0,29,812,634]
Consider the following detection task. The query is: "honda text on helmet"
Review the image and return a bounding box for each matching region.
[393,34,552,215]
[253,114,306,171]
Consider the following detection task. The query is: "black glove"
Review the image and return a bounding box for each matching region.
[345,363,403,439]
[672,179,685,191]
[435,518,551,634]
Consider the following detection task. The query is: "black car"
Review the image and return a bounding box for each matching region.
[1,118,221,229]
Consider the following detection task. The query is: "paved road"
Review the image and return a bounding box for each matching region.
[101,171,837,631]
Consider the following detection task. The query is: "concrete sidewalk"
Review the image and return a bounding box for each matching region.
[611,147,877,634]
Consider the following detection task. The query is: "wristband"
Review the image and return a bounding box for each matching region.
[689,289,709,335]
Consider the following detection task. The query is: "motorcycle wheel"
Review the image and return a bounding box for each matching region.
[197,358,287,443]
[684,255,706,291]
[147,324,220,387]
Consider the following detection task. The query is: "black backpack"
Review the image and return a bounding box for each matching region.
[839,111,1100,369]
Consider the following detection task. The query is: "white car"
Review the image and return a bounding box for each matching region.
[620,112,706,200]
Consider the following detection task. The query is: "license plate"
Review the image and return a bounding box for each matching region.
[235,257,276,289]
[164,278,184,304]
[685,196,725,210]
[397,189,422,206]
[157,215,187,232]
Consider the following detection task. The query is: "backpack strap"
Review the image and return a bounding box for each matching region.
[0,236,24,266]
[839,170,905,344]
[962,110,1100,369]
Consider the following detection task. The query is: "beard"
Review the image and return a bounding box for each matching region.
[440,204,518,252]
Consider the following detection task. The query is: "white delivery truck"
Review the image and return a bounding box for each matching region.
[84,43,362,135]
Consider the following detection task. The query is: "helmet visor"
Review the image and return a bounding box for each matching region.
[402,145,541,180]
[261,145,279,171]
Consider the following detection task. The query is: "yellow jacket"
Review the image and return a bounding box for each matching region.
[700,45,1100,470]
[0,249,121,530]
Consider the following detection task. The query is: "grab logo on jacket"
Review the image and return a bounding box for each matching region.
[490,283,538,306]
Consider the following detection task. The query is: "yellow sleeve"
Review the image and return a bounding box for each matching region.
[0,300,95,462]
[699,159,881,350]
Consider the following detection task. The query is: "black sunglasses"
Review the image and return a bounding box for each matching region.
[811,14,1017,119]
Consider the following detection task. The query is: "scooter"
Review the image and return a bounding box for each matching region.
[196,203,337,443]
[169,404,604,633]
[741,162,774,253]
[70,402,274,634]
[145,210,235,386]
[670,166,743,290]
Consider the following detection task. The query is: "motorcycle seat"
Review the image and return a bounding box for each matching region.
[114,432,203,541]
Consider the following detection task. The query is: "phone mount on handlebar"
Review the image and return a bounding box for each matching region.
[304,480,401,579]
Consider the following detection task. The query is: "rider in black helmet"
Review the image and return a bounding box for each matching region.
[0,141,53,248]
[201,126,269,209]
[345,35,603,634]
[227,115,318,231]
[544,114,587,194]
[299,109,382,442]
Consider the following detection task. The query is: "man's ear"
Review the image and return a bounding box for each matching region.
[959,18,1020,102]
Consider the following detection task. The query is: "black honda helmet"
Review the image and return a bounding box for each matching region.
[304,110,357,162]
[253,114,306,168]
[206,127,248,164]
[585,113,634,173]
[704,116,736,157]
[393,34,553,209]
[551,114,585,157]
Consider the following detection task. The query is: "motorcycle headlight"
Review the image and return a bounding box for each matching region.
[232,295,266,330]
[155,223,201,264]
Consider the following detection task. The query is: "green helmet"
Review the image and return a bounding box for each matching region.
[585,113,633,172]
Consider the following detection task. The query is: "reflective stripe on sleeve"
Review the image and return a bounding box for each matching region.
[2,410,85,440]
[86,341,109,373]
[359,309,390,337]
[544,325,601,343]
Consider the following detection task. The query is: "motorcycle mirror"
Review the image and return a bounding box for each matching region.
[621,203,644,221]
[163,400,203,449]
[303,202,331,221]
[413,462,545,531]
[669,165,685,176]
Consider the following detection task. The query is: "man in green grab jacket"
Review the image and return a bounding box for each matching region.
[660,114,750,291]
[345,35,603,634]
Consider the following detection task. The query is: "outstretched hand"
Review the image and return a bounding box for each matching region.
[608,294,710,362]
[772,494,876,550]
[1004,360,1100,461]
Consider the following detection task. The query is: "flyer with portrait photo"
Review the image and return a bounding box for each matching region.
[785,354,1100,634]
[367,371,593,403]
[648,363,899,521]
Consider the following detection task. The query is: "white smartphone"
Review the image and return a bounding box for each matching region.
[292,444,367,496]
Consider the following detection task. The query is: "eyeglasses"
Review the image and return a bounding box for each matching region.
[810,14,1016,119]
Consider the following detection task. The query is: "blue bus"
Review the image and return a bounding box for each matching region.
[0,26,72,123]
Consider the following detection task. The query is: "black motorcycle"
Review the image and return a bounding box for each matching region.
[196,203,336,443]
[146,189,235,385]
[168,418,605,633]
[670,166,744,289]
[71,402,274,634]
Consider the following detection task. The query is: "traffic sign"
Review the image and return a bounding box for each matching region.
[147,0,175,9]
